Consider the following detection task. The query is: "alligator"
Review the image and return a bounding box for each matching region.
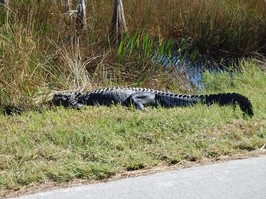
[51,87,254,117]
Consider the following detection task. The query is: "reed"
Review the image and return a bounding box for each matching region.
[0,0,265,108]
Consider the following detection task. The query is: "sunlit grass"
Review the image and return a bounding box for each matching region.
[0,61,265,196]
[0,1,265,195]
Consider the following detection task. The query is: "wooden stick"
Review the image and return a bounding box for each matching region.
[65,0,72,12]
[76,0,87,31]
[0,0,9,7]
[111,0,128,45]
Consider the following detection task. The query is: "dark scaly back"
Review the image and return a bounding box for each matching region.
[79,87,137,106]
[155,92,202,107]
[205,93,253,117]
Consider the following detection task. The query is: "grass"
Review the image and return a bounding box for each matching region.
[0,1,266,196]
[0,61,266,196]
[0,0,266,107]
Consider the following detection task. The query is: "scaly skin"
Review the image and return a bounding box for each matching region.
[52,87,254,117]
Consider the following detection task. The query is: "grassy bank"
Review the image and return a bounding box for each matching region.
[0,1,266,196]
[0,61,266,196]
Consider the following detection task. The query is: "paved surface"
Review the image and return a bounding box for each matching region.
[13,156,266,199]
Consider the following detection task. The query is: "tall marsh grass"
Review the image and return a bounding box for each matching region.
[0,0,265,108]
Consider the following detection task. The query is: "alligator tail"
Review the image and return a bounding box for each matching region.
[204,93,254,117]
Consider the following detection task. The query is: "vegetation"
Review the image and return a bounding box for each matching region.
[0,0,265,108]
[1,60,266,197]
[0,0,265,196]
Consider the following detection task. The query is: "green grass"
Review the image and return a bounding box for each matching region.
[0,61,266,196]
[0,1,266,196]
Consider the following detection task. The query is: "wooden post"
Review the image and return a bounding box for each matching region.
[0,0,10,19]
[65,0,72,12]
[111,0,128,45]
[76,0,87,31]
[0,0,9,7]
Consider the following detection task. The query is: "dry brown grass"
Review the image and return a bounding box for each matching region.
[0,0,265,107]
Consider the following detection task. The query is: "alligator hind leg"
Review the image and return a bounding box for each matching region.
[124,92,157,110]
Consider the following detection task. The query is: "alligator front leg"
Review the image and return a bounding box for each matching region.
[123,92,157,110]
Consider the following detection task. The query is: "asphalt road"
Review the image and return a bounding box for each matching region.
[13,156,266,199]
